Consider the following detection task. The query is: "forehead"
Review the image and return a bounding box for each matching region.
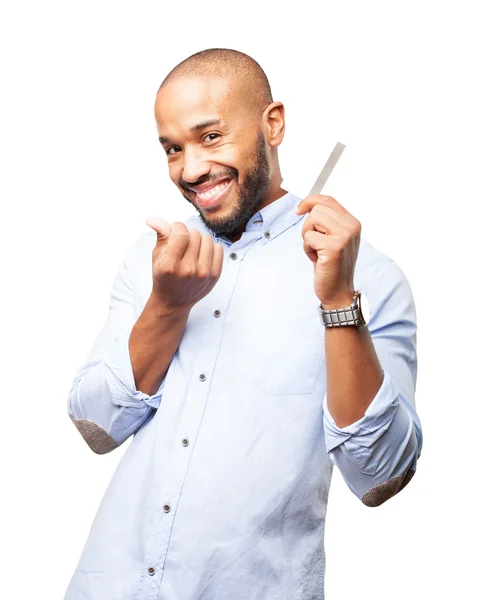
[155,75,246,133]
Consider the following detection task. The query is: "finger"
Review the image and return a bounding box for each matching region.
[145,217,172,246]
[196,234,215,278]
[302,229,327,263]
[318,200,360,231]
[163,222,191,263]
[301,204,354,238]
[301,205,347,237]
[181,228,203,268]
[296,194,352,219]
[211,242,224,280]
[318,203,357,229]
[303,229,340,261]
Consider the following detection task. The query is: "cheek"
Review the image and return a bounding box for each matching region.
[211,143,241,169]
[168,161,182,182]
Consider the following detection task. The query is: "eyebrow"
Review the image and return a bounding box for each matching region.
[158,119,223,145]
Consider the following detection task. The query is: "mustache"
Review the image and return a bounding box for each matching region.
[180,168,238,193]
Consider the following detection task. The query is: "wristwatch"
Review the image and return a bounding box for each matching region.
[318,290,370,327]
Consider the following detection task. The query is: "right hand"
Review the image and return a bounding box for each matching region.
[145,217,224,313]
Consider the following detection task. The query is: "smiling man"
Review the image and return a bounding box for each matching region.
[65,48,422,600]
[156,55,284,242]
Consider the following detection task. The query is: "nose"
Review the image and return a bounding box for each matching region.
[181,146,211,185]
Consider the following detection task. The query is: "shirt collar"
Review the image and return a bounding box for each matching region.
[212,191,305,245]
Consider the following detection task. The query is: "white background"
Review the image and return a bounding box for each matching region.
[1,1,477,598]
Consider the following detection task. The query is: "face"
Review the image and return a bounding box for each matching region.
[154,76,273,239]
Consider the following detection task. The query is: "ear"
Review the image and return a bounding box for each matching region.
[263,102,285,147]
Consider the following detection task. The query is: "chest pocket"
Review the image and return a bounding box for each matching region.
[233,315,325,396]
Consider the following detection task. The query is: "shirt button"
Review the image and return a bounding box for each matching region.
[264,231,271,239]
[230,252,237,260]
[213,309,221,317]
[148,567,155,576]
[163,503,171,513]
[182,438,189,447]
[199,373,206,381]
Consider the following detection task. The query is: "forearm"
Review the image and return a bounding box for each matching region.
[321,261,422,505]
[322,295,383,428]
[129,293,190,396]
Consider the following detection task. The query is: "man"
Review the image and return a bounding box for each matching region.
[65,48,422,600]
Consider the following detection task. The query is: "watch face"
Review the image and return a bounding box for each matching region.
[358,292,370,325]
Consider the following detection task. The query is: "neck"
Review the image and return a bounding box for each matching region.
[226,182,289,244]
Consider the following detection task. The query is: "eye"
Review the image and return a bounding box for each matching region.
[204,133,220,143]
[165,146,181,156]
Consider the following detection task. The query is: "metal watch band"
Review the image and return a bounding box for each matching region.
[318,291,362,327]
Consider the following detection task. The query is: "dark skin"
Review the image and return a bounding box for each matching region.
[129,73,383,428]
[154,75,287,242]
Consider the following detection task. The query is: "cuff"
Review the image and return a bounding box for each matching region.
[102,328,165,409]
[323,368,400,454]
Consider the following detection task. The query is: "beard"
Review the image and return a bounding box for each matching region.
[179,129,271,239]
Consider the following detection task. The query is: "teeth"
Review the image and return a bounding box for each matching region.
[197,180,229,201]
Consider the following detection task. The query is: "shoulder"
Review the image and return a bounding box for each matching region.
[356,238,416,335]
[357,237,392,273]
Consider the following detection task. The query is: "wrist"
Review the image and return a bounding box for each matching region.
[146,292,191,319]
[320,290,355,311]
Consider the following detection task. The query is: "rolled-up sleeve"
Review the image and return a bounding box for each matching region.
[67,237,165,454]
[323,258,423,506]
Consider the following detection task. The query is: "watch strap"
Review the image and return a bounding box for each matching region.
[319,291,362,327]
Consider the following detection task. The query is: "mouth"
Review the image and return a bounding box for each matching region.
[193,179,233,209]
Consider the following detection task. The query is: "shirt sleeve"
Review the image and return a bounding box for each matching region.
[322,258,423,507]
[67,237,165,454]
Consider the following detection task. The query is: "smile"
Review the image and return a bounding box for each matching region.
[195,179,233,208]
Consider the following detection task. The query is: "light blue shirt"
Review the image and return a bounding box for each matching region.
[65,190,422,600]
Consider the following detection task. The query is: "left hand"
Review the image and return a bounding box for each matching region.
[295,194,361,307]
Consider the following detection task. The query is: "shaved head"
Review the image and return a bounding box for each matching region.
[158,48,273,118]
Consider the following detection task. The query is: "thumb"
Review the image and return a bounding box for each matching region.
[145,217,173,245]
[294,200,304,215]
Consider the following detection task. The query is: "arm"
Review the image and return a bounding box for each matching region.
[129,295,190,396]
[322,258,423,506]
[67,238,189,455]
[321,297,384,429]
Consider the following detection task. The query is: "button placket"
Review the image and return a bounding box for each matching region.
[139,234,244,598]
